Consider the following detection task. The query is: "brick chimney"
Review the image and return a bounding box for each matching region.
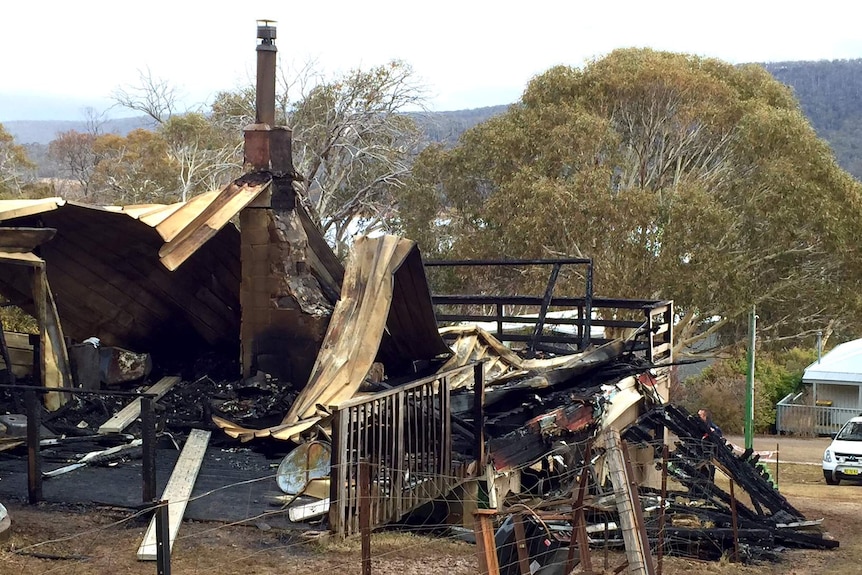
[240,20,330,384]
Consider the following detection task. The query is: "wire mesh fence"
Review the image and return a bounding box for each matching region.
[0,406,834,575]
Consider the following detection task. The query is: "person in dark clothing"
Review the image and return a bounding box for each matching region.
[698,408,723,437]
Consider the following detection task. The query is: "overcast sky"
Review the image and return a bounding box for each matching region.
[2,1,862,121]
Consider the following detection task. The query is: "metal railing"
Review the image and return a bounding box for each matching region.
[776,394,860,435]
[0,383,160,504]
[425,258,672,360]
[328,364,478,537]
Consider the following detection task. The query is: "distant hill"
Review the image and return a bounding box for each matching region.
[409,105,510,146]
[762,59,862,178]
[4,116,156,146]
[7,60,862,180]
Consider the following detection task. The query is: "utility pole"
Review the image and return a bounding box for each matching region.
[745,305,757,450]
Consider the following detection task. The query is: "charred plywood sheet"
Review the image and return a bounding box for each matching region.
[0,199,241,357]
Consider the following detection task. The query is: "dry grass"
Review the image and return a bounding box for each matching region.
[0,453,857,574]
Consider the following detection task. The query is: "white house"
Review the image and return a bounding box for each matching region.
[777,338,862,435]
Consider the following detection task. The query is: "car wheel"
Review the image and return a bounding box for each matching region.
[824,471,840,485]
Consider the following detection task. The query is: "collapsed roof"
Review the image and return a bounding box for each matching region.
[0,194,244,355]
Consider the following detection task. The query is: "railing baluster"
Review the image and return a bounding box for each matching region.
[327,365,469,537]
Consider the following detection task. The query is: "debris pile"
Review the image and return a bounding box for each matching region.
[622,405,838,559]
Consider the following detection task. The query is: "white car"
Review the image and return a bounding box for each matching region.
[823,416,862,485]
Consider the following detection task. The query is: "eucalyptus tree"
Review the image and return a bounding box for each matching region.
[398,49,862,354]
[209,60,425,257]
[0,123,35,199]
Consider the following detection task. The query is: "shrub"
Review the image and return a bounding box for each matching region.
[681,347,815,434]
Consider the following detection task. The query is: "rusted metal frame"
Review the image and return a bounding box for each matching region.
[657,443,669,575]
[432,295,665,308]
[360,459,372,575]
[334,364,473,410]
[424,258,593,267]
[620,439,657,575]
[730,479,740,563]
[527,262,562,356]
[582,260,594,351]
[331,372,457,535]
[565,443,594,575]
[512,513,532,575]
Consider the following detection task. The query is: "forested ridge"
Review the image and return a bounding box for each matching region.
[7,59,862,179]
[762,59,862,178]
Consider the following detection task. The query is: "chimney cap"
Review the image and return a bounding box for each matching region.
[257,19,277,41]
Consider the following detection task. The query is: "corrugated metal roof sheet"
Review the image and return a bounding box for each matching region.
[0,193,242,355]
[804,339,862,384]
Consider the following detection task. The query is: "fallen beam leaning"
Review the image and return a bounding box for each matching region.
[137,428,210,561]
[99,376,180,434]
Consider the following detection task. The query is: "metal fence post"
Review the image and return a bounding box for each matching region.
[142,396,157,503]
[155,500,171,575]
[25,389,42,504]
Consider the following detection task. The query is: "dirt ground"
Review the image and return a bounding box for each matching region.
[0,435,857,575]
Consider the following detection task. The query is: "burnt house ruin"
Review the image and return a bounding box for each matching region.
[0,21,837,574]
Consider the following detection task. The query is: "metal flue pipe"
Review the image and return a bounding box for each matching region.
[256,20,277,127]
